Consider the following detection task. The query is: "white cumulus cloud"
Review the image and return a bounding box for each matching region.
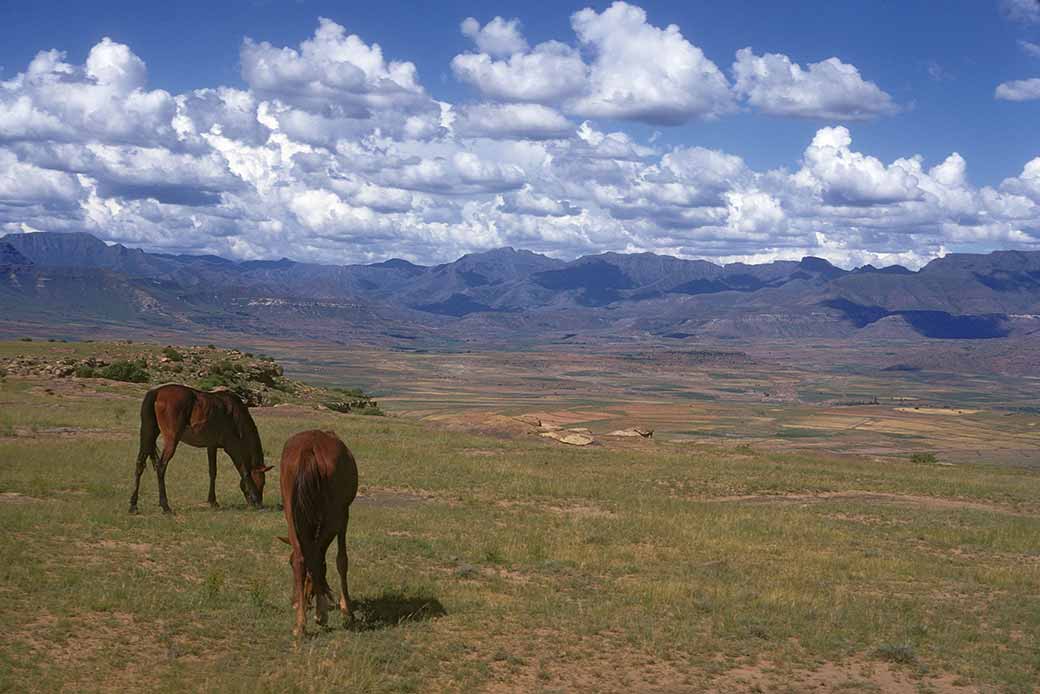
[567,2,734,124]
[995,77,1040,101]
[733,48,897,119]
[460,17,529,57]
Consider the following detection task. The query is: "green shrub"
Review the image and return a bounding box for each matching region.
[74,365,96,378]
[910,452,938,464]
[199,361,244,391]
[334,386,368,398]
[0,367,7,379]
[19,337,32,342]
[323,399,384,416]
[162,346,184,362]
[197,375,232,391]
[874,643,916,664]
[98,360,150,383]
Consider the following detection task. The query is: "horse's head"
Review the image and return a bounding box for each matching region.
[240,461,273,507]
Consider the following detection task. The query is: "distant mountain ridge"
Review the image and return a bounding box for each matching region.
[3,231,1040,344]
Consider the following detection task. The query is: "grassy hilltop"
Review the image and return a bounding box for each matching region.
[0,341,1039,692]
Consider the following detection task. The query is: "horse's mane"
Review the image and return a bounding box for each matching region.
[215,390,264,463]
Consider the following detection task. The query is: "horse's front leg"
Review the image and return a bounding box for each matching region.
[207,446,219,508]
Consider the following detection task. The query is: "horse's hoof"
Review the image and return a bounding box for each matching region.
[208,501,219,509]
[161,506,174,515]
[128,505,139,515]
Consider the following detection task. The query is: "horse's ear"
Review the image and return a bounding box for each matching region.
[260,465,274,473]
[277,536,290,545]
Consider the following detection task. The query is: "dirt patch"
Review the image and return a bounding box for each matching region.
[254,403,322,418]
[477,629,696,693]
[354,486,436,508]
[707,657,979,693]
[17,426,134,440]
[420,412,536,438]
[94,539,154,554]
[825,511,913,527]
[0,492,42,504]
[540,430,594,446]
[462,448,506,457]
[700,490,1034,516]
[3,609,215,692]
[495,498,614,518]
[545,503,613,518]
[895,407,980,415]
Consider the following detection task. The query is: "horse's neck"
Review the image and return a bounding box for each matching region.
[227,432,260,469]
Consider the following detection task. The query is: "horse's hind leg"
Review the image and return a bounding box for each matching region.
[207,446,219,508]
[291,550,307,640]
[128,449,150,514]
[313,527,339,627]
[155,433,181,514]
[336,510,352,624]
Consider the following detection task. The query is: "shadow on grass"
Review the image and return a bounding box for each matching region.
[348,589,446,632]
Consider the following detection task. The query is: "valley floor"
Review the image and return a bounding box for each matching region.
[1,349,1039,692]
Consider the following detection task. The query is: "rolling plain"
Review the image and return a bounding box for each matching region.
[1,337,1039,692]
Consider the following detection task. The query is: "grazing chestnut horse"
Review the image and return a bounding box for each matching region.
[130,384,272,514]
[279,430,359,638]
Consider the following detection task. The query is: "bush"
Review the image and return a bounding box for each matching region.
[98,360,150,383]
[19,337,32,342]
[200,361,244,389]
[910,452,938,464]
[162,346,184,362]
[0,367,7,379]
[874,643,916,664]
[323,398,384,416]
[74,365,96,378]
[197,375,234,391]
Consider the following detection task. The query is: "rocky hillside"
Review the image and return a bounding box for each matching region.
[0,341,381,412]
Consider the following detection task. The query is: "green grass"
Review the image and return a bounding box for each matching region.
[1,375,1039,692]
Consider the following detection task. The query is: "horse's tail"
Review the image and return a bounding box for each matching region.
[292,448,332,599]
[137,387,160,464]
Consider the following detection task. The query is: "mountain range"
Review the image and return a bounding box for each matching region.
[3,232,1040,346]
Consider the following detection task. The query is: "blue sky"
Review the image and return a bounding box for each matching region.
[0,1,1039,267]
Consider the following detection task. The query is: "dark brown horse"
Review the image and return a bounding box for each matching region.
[130,384,272,514]
[279,429,358,638]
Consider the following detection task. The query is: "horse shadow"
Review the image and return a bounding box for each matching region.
[346,591,446,632]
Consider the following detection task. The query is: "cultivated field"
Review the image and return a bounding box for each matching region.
[1,341,1040,692]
